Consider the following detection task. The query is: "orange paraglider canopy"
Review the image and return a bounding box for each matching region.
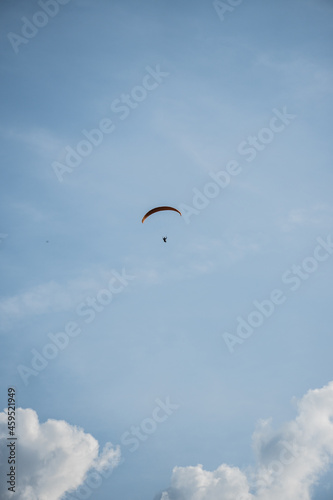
[142,206,182,223]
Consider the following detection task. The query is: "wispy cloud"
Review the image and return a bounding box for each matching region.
[133,234,264,287]
[279,204,333,232]
[0,268,128,330]
[2,127,63,158]
[255,54,333,100]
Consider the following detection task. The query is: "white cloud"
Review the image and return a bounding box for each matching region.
[163,464,252,500]
[159,381,333,500]
[0,408,120,500]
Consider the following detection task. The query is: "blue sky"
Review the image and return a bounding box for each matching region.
[0,1,333,499]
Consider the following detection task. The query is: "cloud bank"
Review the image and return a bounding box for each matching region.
[0,408,120,500]
[159,381,333,500]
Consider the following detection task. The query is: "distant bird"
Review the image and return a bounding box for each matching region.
[162,237,167,243]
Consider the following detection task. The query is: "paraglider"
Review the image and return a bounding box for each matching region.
[141,206,182,223]
[142,206,181,242]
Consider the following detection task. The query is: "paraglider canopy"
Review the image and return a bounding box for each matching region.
[141,206,182,223]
